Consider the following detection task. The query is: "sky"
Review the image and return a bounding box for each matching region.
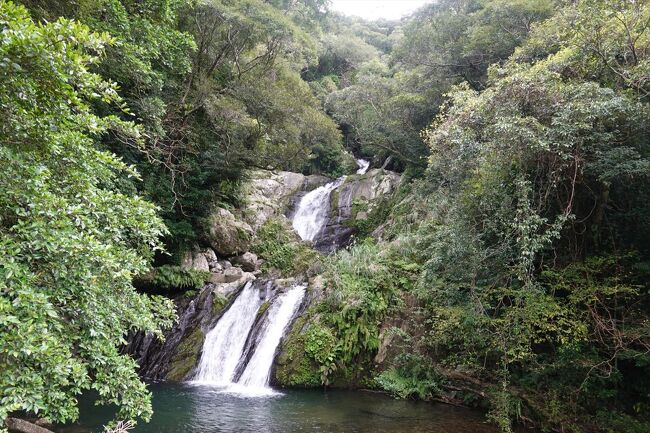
[329,0,433,21]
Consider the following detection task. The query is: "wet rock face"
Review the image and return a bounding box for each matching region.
[241,170,331,231]
[124,276,259,381]
[315,169,401,253]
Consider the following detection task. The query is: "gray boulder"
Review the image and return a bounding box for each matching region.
[231,252,259,272]
[5,418,54,433]
[203,248,219,270]
[212,271,256,296]
[209,267,243,284]
[218,260,232,269]
[205,208,254,256]
[180,248,210,272]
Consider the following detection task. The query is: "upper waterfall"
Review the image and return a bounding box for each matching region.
[291,158,370,242]
[291,177,344,241]
[355,158,370,174]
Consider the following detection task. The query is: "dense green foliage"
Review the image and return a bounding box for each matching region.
[314,0,555,172]
[0,2,175,429]
[142,265,209,292]
[404,2,650,429]
[252,219,319,276]
[304,241,419,386]
[292,1,650,432]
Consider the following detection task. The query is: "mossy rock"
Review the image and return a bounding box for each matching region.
[330,188,340,213]
[257,300,271,319]
[252,218,320,276]
[166,327,205,381]
[274,315,321,387]
[212,292,229,316]
[205,207,253,256]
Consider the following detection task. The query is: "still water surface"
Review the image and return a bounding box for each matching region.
[60,383,502,433]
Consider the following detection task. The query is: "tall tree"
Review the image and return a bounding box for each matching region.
[0,2,175,428]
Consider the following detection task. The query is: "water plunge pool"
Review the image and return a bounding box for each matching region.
[59,383,502,433]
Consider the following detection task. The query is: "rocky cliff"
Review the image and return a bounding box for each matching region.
[315,169,401,252]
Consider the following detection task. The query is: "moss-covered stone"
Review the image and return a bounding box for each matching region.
[274,315,321,387]
[212,292,229,316]
[330,188,340,214]
[205,207,253,256]
[257,300,271,319]
[252,218,320,276]
[166,327,205,381]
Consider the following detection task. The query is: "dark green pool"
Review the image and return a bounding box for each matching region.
[59,383,502,433]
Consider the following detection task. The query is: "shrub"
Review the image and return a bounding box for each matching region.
[252,219,319,276]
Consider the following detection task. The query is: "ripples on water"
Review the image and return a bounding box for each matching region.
[60,383,501,433]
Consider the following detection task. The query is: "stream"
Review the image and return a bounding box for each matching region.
[59,384,501,433]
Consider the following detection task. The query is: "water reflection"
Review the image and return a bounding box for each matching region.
[60,383,501,433]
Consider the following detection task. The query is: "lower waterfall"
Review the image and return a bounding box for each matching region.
[236,285,306,390]
[191,283,305,396]
[192,282,262,385]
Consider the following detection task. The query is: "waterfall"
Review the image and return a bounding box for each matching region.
[190,159,366,396]
[191,284,305,396]
[192,282,262,385]
[292,158,370,242]
[291,177,344,241]
[356,158,370,175]
[230,285,306,395]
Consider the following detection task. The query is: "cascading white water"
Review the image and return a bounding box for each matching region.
[291,159,370,241]
[192,282,262,385]
[291,177,344,241]
[231,285,306,395]
[191,283,305,396]
[355,158,370,175]
[191,159,367,396]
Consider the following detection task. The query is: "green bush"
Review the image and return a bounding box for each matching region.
[305,240,420,385]
[150,265,209,291]
[305,324,339,385]
[375,353,442,400]
[252,219,319,276]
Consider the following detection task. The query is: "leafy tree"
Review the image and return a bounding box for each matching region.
[0,2,175,428]
[404,1,650,430]
[394,0,555,90]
